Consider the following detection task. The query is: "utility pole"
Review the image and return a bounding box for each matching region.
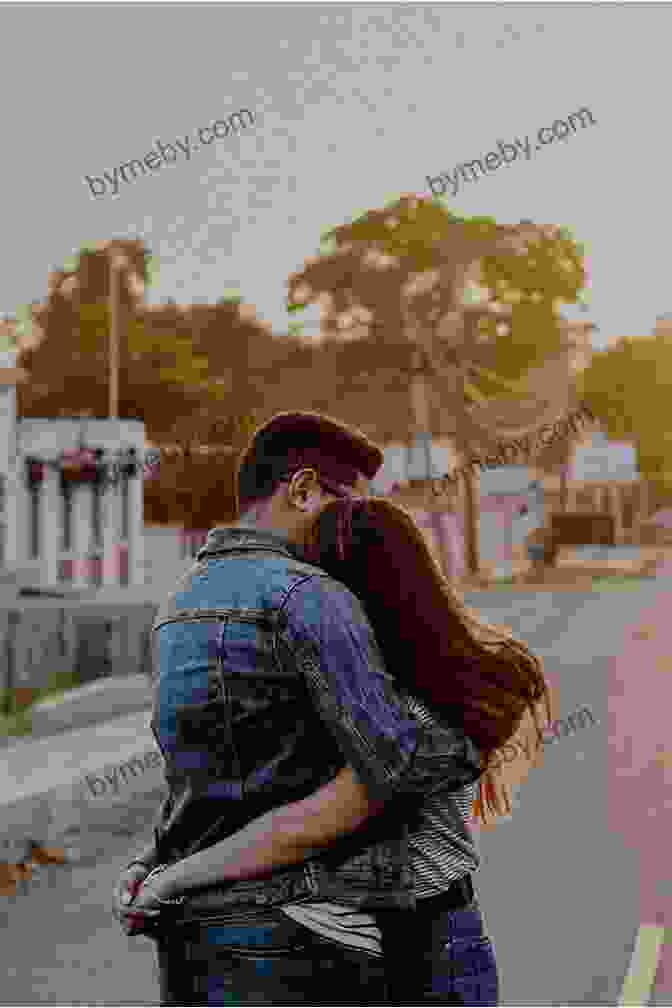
[560,461,569,513]
[108,250,122,419]
[463,464,480,577]
[406,340,453,577]
[403,265,470,581]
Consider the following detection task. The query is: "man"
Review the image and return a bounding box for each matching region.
[113,411,483,1004]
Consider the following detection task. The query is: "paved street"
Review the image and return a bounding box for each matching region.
[1,826,163,1006]
[2,577,672,1005]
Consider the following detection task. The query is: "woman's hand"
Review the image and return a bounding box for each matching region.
[116,865,183,936]
[113,863,152,935]
[133,868,177,909]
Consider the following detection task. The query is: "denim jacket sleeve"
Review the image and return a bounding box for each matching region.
[284,574,484,808]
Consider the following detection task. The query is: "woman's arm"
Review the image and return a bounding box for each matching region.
[159,764,385,898]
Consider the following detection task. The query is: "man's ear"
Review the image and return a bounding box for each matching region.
[295,488,324,514]
[288,469,324,513]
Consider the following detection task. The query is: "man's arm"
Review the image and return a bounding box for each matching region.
[161,764,383,897]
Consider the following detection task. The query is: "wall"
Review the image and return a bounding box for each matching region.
[0,597,157,704]
[1,523,221,706]
[142,523,199,588]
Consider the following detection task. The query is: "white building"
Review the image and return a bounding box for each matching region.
[369,437,461,495]
[569,431,639,483]
[0,349,146,588]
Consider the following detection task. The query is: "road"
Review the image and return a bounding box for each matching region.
[2,578,672,1005]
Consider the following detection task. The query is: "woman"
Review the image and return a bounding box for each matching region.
[132,495,552,1004]
[299,496,551,1003]
[305,496,552,824]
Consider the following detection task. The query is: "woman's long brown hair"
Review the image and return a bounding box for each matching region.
[304,496,553,820]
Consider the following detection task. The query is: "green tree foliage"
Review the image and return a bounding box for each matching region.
[289,197,509,346]
[287,196,588,409]
[18,295,208,433]
[577,331,672,500]
[477,220,587,386]
[18,243,264,432]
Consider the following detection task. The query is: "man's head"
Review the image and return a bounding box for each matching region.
[235,411,384,547]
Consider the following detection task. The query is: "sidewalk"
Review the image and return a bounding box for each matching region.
[0,705,163,873]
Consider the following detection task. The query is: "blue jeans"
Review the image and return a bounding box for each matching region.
[156,898,499,1005]
[157,914,386,1005]
[380,897,499,1005]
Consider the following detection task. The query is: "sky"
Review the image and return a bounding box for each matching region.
[0,4,668,356]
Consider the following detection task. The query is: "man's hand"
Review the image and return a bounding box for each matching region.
[113,863,152,936]
[124,867,180,922]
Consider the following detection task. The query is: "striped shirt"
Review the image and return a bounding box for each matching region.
[281,694,480,956]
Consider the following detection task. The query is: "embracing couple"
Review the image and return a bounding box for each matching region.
[113,411,552,1005]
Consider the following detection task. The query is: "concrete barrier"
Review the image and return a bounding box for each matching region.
[1,709,165,866]
[9,608,75,693]
[28,674,153,740]
[0,596,158,701]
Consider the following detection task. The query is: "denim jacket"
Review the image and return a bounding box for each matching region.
[149,524,483,912]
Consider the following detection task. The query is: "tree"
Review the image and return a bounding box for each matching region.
[576,332,672,504]
[286,195,590,574]
[18,297,207,432]
[18,240,176,424]
[287,197,588,448]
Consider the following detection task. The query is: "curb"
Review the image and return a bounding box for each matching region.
[1,708,165,896]
[27,673,154,742]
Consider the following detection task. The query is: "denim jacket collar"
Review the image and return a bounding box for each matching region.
[196,523,308,564]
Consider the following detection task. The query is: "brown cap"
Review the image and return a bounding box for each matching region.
[236,411,384,514]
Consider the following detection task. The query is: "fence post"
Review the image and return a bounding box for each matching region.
[127,466,144,585]
[39,468,61,585]
[102,482,121,586]
[1,610,19,713]
[70,486,91,588]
